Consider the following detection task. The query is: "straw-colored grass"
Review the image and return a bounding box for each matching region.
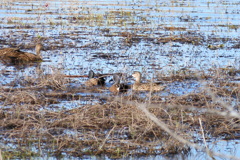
[0,68,239,159]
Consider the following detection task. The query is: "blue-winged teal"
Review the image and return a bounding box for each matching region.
[85,70,105,87]
[109,74,130,93]
[132,71,165,91]
[0,43,43,62]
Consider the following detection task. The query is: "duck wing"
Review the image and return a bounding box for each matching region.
[0,48,25,58]
[146,80,164,85]
[15,52,32,61]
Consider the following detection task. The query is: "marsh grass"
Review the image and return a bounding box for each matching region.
[0,67,240,159]
[0,0,240,159]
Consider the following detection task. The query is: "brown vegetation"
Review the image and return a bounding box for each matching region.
[0,68,239,159]
[0,1,239,159]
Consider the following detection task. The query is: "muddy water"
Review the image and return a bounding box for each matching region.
[0,0,240,159]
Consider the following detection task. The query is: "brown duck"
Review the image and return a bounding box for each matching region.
[0,43,44,62]
[132,71,165,91]
[85,70,105,87]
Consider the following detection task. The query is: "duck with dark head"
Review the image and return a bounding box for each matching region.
[85,70,105,87]
[109,74,130,93]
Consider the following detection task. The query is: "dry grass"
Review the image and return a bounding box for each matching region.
[0,95,239,159]
[0,1,239,159]
[0,68,240,159]
[0,99,191,158]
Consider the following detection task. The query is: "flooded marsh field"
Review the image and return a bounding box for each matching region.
[0,0,240,159]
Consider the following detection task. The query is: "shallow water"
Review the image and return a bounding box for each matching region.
[0,0,239,77]
[0,0,240,159]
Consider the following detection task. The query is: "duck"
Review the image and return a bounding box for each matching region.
[132,71,165,91]
[109,74,130,93]
[0,43,44,63]
[207,44,224,50]
[85,70,105,87]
